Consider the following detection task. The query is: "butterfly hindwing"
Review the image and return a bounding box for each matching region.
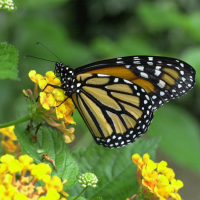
[75,56,196,110]
[72,73,154,148]
[54,55,196,148]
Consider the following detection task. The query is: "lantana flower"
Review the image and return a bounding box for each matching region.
[0,154,68,200]
[78,172,98,188]
[0,126,21,154]
[127,153,183,200]
[27,70,76,143]
[0,0,17,11]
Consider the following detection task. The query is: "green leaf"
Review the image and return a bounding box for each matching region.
[148,104,200,174]
[70,197,87,200]
[0,43,19,80]
[14,123,79,189]
[68,137,160,200]
[90,197,103,200]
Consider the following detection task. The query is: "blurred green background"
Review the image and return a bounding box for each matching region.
[1,0,200,199]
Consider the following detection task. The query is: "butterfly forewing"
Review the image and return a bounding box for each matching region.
[72,74,154,148]
[54,55,196,148]
[75,56,196,110]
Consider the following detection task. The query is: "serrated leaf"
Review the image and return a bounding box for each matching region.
[148,104,200,174]
[0,43,19,80]
[14,123,79,189]
[68,138,160,200]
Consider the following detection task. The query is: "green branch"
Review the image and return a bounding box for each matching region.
[0,115,31,128]
[73,187,88,200]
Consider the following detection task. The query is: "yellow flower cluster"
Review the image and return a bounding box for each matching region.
[0,154,68,200]
[132,153,183,200]
[0,126,20,153]
[29,70,75,124]
[28,70,76,143]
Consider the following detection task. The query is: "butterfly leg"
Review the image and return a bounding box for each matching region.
[42,83,62,91]
[36,83,62,102]
[56,97,69,107]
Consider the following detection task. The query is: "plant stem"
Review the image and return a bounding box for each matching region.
[0,115,31,128]
[73,187,88,200]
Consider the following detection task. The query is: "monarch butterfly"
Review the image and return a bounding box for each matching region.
[44,55,196,148]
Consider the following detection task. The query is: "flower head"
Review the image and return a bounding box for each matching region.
[131,153,183,200]
[0,0,17,11]
[0,154,68,200]
[0,126,21,154]
[78,172,98,188]
[27,70,76,144]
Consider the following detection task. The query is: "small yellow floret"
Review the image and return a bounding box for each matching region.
[1,154,15,165]
[31,163,52,180]
[14,193,29,200]
[29,70,43,84]
[44,175,63,192]
[19,154,34,168]
[9,159,23,174]
[40,92,55,110]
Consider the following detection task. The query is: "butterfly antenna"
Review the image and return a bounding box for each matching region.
[24,55,56,63]
[37,42,62,63]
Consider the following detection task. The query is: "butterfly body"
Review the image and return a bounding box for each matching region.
[54,56,196,148]
[55,63,76,96]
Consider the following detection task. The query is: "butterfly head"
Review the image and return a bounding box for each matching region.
[55,62,76,96]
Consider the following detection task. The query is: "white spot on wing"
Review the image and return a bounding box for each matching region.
[147,62,153,65]
[156,66,161,70]
[114,78,119,83]
[77,83,81,87]
[133,61,141,64]
[116,61,123,64]
[133,57,140,60]
[124,79,132,84]
[152,95,157,99]
[140,72,148,79]
[182,77,186,82]
[157,80,166,88]
[148,57,153,61]
[160,91,165,96]
[155,70,161,76]
[180,71,184,75]
[145,95,150,100]
[137,66,144,71]
[98,74,110,77]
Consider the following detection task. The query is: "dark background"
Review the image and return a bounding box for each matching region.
[0,0,200,199]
